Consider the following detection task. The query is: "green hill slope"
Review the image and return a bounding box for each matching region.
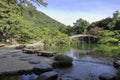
[0,1,70,45]
[22,7,67,32]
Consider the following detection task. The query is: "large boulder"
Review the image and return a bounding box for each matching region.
[37,71,58,80]
[53,54,73,67]
[99,73,116,80]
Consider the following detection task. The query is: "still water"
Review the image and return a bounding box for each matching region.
[1,43,120,80]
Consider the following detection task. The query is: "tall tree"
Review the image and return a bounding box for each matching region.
[73,18,90,34]
[108,10,120,30]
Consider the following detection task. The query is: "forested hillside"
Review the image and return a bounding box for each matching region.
[22,6,67,32]
[0,0,70,45]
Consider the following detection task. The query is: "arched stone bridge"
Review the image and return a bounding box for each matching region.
[70,34,98,43]
[70,34,98,39]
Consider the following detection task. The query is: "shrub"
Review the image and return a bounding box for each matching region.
[53,54,73,67]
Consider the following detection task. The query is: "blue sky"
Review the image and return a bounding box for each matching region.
[37,0,120,25]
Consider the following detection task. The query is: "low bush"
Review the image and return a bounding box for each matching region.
[53,54,73,67]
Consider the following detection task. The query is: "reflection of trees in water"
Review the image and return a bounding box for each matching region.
[96,44,120,57]
[71,48,98,59]
[71,43,96,50]
[72,43,120,58]
[43,45,71,53]
[42,43,120,58]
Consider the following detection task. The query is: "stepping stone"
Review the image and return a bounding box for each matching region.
[33,64,53,72]
[19,56,31,61]
[37,71,58,80]
[99,73,116,80]
[29,59,41,64]
[11,54,20,57]
[0,55,7,59]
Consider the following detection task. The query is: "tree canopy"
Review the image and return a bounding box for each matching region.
[87,10,120,45]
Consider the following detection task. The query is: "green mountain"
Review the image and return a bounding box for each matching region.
[0,1,70,45]
[22,7,66,30]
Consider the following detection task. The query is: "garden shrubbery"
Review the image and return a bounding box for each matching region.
[53,54,73,67]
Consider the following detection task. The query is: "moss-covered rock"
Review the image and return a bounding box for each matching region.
[53,54,73,67]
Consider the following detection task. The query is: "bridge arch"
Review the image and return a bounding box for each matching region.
[70,34,98,44]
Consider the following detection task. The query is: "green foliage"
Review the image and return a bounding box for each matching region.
[88,10,120,31]
[87,11,120,44]
[66,18,90,35]
[42,27,71,45]
[98,30,115,37]
[98,30,119,44]
[96,44,120,57]
[108,11,120,30]
[22,6,67,33]
[0,0,22,42]
[99,37,118,44]
[88,17,112,30]
[73,18,90,34]
[0,0,71,45]
[97,44,119,52]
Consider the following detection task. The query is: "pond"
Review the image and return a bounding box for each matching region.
[0,43,120,80]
